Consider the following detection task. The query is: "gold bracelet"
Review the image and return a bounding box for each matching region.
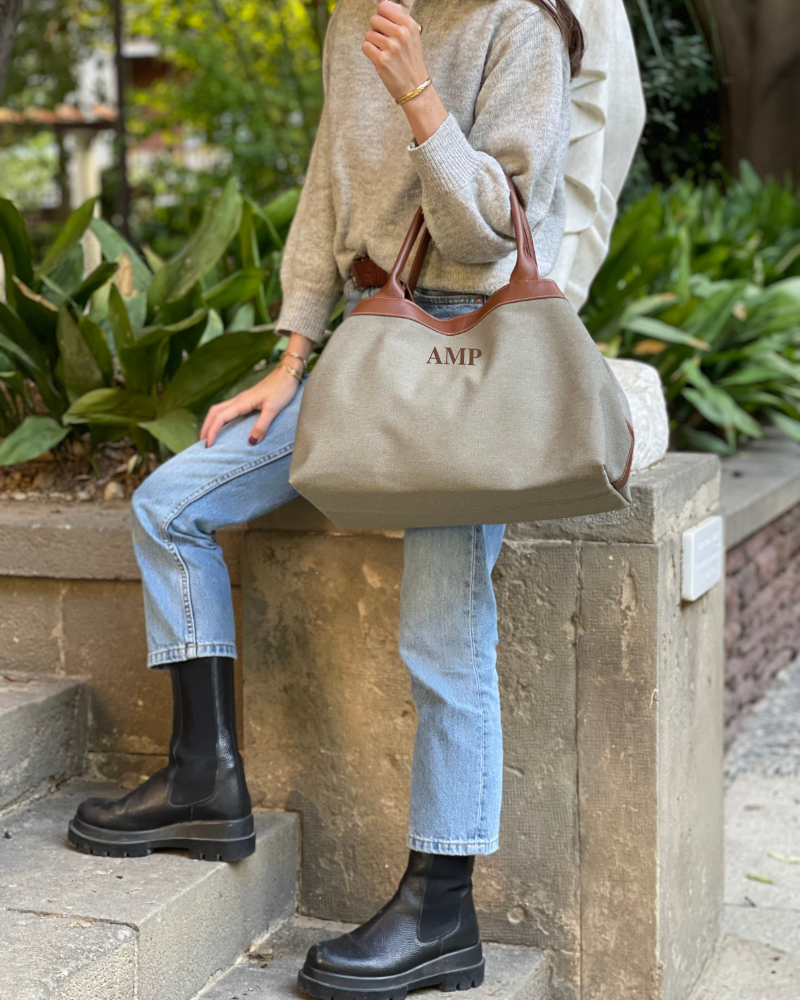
[396,77,432,106]
[280,363,303,381]
[281,350,307,369]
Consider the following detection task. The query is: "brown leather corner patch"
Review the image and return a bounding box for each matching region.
[611,421,635,493]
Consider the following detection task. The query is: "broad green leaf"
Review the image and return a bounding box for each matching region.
[140,409,200,453]
[134,308,209,348]
[79,316,114,381]
[259,188,301,233]
[683,385,764,438]
[768,410,800,443]
[198,309,224,346]
[45,245,84,300]
[73,261,119,310]
[63,387,157,426]
[56,306,106,403]
[90,218,152,292]
[0,301,50,371]
[141,244,164,273]
[0,328,38,372]
[107,285,136,354]
[679,426,735,456]
[37,197,98,278]
[148,178,242,306]
[203,268,265,311]
[623,315,710,350]
[0,198,34,291]
[159,328,278,413]
[227,303,255,332]
[12,276,59,342]
[0,415,69,465]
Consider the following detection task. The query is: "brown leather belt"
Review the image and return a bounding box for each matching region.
[351,256,390,290]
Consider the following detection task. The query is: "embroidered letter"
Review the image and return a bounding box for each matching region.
[445,347,466,365]
[467,349,482,365]
[427,347,443,365]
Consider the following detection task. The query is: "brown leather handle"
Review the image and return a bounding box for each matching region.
[377,176,539,301]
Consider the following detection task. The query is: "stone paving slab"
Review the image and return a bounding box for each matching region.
[0,908,136,1000]
[198,917,548,1000]
[0,673,87,811]
[722,906,800,958]
[0,780,299,1000]
[689,934,800,1000]
[723,775,800,912]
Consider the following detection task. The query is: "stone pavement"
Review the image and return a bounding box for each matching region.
[690,657,800,999]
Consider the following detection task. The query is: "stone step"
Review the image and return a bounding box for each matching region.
[0,673,88,812]
[0,780,299,1000]
[196,916,549,1000]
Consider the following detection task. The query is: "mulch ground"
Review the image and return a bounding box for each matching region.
[0,439,158,505]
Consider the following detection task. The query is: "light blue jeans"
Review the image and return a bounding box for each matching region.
[131,280,505,855]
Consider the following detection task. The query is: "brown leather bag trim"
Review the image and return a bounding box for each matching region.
[611,420,635,493]
[351,277,564,335]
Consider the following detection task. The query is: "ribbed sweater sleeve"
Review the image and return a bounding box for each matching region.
[276,22,343,344]
[408,11,567,264]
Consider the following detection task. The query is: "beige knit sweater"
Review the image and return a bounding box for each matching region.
[277,0,572,344]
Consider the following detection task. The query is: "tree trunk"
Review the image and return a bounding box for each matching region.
[693,0,800,181]
[0,0,25,98]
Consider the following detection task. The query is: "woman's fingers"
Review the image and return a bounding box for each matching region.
[248,406,277,446]
[369,13,407,38]
[202,399,251,448]
[376,0,411,25]
[364,29,392,52]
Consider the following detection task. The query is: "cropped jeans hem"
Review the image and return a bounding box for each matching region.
[407,834,500,856]
[147,642,238,668]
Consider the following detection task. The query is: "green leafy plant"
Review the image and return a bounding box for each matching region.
[582,166,800,454]
[0,180,304,466]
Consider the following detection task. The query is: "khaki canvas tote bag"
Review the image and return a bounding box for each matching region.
[289,179,635,529]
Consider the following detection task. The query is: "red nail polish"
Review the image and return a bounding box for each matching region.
[248,436,258,446]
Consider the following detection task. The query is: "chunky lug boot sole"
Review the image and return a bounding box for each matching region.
[298,944,485,1000]
[67,814,255,862]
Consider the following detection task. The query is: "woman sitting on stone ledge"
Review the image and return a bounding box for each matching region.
[65,2,604,997]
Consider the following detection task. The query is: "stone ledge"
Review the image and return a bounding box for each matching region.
[250,452,721,546]
[0,503,243,583]
[720,431,800,549]
[0,450,725,579]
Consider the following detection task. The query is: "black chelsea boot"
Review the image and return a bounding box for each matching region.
[67,656,254,862]
[298,850,484,1000]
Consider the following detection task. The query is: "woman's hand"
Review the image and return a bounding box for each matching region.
[363,1,447,144]
[363,1,426,101]
[200,345,308,448]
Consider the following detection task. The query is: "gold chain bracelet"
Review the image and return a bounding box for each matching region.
[281,350,307,369]
[396,77,432,106]
[280,363,303,381]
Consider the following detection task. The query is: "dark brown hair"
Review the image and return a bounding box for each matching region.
[530,1,585,78]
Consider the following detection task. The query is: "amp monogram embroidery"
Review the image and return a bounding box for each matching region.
[426,347,482,366]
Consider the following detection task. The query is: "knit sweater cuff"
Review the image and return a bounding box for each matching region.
[276,286,337,344]
[407,114,479,197]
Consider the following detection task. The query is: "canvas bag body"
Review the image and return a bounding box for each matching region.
[289,179,634,529]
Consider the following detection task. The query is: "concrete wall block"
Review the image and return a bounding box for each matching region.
[0,576,244,771]
[242,530,414,925]
[574,543,661,1000]
[0,674,88,810]
[487,540,582,996]
[242,530,584,981]
[655,539,725,1000]
[0,577,64,676]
